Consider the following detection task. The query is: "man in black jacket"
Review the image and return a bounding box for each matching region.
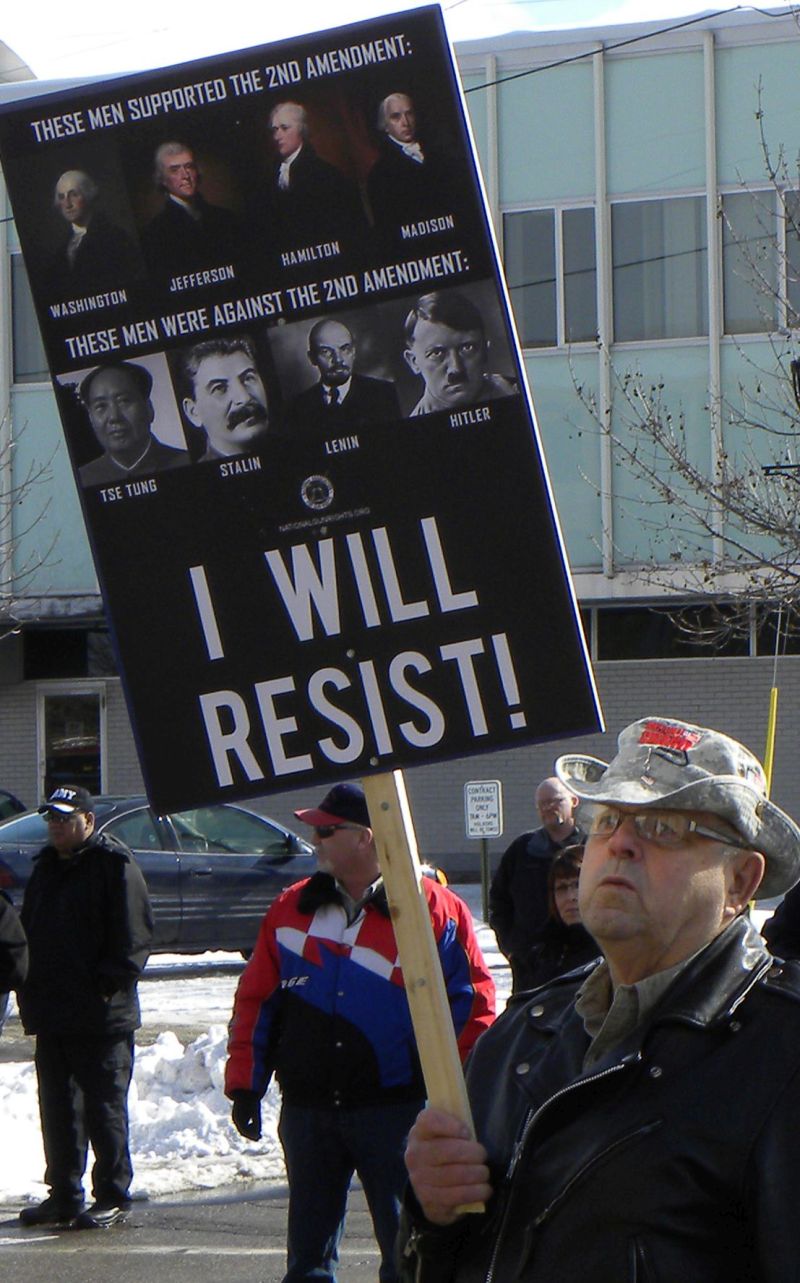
[489,775,583,992]
[403,717,800,1283]
[18,785,153,1231]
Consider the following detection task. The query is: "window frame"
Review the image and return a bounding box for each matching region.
[501,201,598,351]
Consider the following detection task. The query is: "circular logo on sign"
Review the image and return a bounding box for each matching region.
[301,474,334,511]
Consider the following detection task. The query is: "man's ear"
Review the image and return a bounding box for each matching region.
[182,396,202,429]
[403,347,420,376]
[725,850,765,916]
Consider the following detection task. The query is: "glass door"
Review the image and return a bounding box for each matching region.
[38,687,105,798]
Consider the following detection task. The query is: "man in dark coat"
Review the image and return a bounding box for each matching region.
[18,785,153,1231]
[489,775,583,992]
[46,169,141,299]
[141,142,242,287]
[402,716,800,1283]
[267,102,367,259]
[286,318,400,435]
[367,93,457,254]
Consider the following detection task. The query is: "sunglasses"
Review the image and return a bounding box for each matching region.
[313,824,361,839]
[45,810,84,824]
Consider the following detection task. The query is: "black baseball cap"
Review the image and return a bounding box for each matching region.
[38,785,94,815]
[295,783,370,828]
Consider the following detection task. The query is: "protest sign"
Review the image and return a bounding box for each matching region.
[0,5,601,812]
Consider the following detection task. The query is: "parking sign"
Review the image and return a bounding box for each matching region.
[464,780,503,839]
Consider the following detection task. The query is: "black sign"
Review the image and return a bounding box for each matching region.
[0,5,602,811]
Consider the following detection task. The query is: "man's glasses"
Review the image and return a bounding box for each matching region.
[313,824,360,839]
[585,804,749,850]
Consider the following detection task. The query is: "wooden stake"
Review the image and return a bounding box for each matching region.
[362,770,484,1214]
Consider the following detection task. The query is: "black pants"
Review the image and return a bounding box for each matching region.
[34,1031,134,1206]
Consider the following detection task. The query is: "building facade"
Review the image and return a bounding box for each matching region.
[1,9,799,871]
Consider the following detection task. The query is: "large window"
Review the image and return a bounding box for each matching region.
[784,190,800,329]
[720,189,800,335]
[11,255,48,383]
[503,206,597,348]
[612,197,708,341]
[722,190,778,334]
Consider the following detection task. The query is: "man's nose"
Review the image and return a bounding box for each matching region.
[445,349,465,375]
[604,815,643,858]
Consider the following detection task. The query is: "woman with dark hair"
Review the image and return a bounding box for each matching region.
[515,846,599,992]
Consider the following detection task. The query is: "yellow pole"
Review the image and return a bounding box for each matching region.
[764,685,779,797]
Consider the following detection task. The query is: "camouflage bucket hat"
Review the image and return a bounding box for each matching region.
[555,716,800,899]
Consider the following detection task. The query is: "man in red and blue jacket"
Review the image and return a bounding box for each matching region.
[225,781,494,1283]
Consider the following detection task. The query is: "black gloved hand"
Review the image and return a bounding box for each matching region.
[231,1090,262,1140]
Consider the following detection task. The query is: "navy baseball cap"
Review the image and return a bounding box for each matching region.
[295,783,370,828]
[39,785,94,815]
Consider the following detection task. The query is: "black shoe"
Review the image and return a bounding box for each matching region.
[70,1201,130,1230]
[19,1196,83,1227]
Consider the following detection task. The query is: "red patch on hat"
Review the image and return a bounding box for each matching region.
[639,721,702,753]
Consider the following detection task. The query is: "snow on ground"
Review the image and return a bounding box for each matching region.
[0,885,511,1207]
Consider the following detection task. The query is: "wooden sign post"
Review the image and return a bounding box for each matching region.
[362,770,483,1213]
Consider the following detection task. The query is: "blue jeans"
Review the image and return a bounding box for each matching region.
[278,1100,421,1283]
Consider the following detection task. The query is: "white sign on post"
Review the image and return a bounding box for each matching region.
[465,780,503,838]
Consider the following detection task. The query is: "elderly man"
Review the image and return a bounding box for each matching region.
[181,335,272,460]
[286,317,400,434]
[403,291,517,416]
[367,93,455,252]
[402,716,800,1282]
[141,141,241,285]
[78,361,190,487]
[226,782,494,1283]
[267,101,367,258]
[47,169,139,297]
[489,775,583,992]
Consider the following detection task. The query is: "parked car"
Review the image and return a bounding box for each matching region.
[0,790,25,822]
[0,796,316,955]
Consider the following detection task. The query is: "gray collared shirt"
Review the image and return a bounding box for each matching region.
[576,952,699,1070]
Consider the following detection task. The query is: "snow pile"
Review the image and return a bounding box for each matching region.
[129,1027,286,1195]
[1,892,510,1207]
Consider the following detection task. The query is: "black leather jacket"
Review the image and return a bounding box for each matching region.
[401,916,800,1283]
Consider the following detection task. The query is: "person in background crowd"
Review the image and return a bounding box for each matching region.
[490,774,584,992]
[517,845,599,991]
[18,785,153,1231]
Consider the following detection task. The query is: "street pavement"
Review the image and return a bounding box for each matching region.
[1,1182,382,1282]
